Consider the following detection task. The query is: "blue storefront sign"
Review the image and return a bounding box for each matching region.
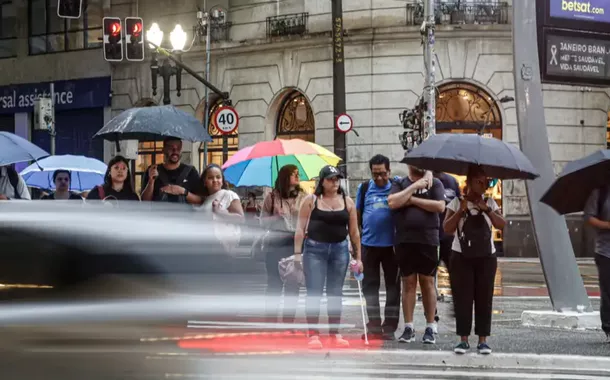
[0,76,111,114]
[550,0,610,24]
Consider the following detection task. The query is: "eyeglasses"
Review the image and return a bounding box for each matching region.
[372,172,388,179]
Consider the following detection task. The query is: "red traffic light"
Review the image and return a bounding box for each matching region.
[131,22,142,37]
[110,22,121,37]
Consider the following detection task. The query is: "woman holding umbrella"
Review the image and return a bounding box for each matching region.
[40,170,83,200]
[443,166,505,355]
[86,156,140,202]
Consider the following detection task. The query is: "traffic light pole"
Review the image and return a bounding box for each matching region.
[512,0,592,312]
[332,0,347,177]
[202,19,211,168]
[148,41,229,101]
[422,0,436,138]
[49,83,56,155]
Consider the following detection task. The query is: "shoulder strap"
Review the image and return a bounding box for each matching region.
[176,165,193,185]
[156,166,170,185]
[7,167,21,200]
[305,195,317,235]
[97,185,106,200]
[357,181,369,228]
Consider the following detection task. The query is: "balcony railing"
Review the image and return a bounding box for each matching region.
[406,1,510,26]
[211,22,232,42]
[266,12,309,38]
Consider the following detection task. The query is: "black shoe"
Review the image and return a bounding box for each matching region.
[398,327,415,343]
[381,326,397,341]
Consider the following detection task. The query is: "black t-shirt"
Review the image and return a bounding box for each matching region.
[390,177,445,246]
[142,163,203,203]
[86,185,140,201]
[436,173,461,240]
[41,192,83,200]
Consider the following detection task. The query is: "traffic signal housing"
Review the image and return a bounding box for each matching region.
[57,0,82,19]
[103,17,123,62]
[125,17,144,61]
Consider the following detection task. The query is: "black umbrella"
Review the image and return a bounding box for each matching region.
[94,105,213,143]
[540,149,610,215]
[401,133,539,180]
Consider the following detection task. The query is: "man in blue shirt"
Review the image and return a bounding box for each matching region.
[356,154,401,340]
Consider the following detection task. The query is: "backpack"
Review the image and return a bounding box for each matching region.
[5,166,21,200]
[357,177,397,228]
[157,165,194,203]
[457,199,493,258]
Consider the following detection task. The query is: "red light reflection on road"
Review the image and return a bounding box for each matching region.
[177,331,383,353]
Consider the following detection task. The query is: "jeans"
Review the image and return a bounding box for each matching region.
[303,238,350,336]
[265,245,300,323]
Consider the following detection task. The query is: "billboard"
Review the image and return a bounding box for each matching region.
[549,0,610,24]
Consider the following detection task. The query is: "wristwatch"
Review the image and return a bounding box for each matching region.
[183,188,189,196]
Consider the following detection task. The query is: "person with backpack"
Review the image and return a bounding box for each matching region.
[141,137,203,204]
[443,166,505,355]
[86,155,140,201]
[0,165,31,200]
[584,182,610,341]
[355,154,401,340]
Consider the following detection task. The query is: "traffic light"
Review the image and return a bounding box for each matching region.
[57,0,82,19]
[103,17,123,62]
[125,17,144,61]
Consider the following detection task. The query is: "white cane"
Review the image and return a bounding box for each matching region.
[356,277,369,346]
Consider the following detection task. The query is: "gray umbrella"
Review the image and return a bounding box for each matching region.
[0,132,49,166]
[94,105,212,142]
[401,133,539,180]
[540,149,610,215]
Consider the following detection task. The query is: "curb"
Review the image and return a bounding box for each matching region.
[342,349,610,373]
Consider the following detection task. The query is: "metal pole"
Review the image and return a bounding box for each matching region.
[512,0,591,312]
[203,13,211,168]
[332,0,347,176]
[49,83,55,155]
[422,0,436,138]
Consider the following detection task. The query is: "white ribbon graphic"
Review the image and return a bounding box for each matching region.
[550,45,558,65]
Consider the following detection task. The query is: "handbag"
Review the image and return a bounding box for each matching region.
[278,255,305,287]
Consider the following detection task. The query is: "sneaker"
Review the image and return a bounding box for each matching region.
[432,323,438,335]
[477,342,492,355]
[332,334,350,348]
[422,327,436,344]
[398,327,415,343]
[308,335,323,350]
[454,341,470,354]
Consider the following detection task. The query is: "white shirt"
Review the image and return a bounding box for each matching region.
[201,189,240,212]
[446,197,500,254]
[0,166,31,200]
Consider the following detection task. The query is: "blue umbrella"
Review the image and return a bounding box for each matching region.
[0,131,49,166]
[19,155,107,191]
[93,105,213,143]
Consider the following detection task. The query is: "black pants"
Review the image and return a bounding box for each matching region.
[265,245,299,323]
[362,245,401,332]
[450,252,497,337]
[439,237,454,272]
[595,254,610,334]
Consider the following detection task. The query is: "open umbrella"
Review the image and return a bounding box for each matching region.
[94,105,212,143]
[0,132,49,166]
[20,155,107,191]
[222,139,341,187]
[540,149,610,215]
[401,133,539,180]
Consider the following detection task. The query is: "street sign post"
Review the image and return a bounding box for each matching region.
[336,113,353,133]
[212,105,239,135]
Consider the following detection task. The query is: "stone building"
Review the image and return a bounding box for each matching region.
[0,0,608,257]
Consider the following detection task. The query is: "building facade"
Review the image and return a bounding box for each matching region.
[1,0,608,256]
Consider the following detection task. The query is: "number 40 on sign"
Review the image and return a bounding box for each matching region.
[212,105,239,135]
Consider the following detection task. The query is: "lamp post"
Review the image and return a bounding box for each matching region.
[146,23,187,105]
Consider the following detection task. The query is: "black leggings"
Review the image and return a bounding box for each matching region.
[450,252,497,337]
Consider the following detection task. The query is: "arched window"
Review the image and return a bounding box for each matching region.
[436,82,502,139]
[201,101,239,167]
[276,91,315,141]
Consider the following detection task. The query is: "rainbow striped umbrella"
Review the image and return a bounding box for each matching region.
[221,139,341,187]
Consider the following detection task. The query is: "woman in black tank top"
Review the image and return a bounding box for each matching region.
[294,165,363,349]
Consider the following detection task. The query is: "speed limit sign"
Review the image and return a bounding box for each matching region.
[212,105,239,135]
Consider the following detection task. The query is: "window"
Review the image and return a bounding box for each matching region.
[135,141,164,193]
[199,102,239,168]
[276,91,315,142]
[0,1,17,58]
[29,0,103,55]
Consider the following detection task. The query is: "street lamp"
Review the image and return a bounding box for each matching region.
[147,23,187,105]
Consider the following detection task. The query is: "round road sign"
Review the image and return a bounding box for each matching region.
[212,105,239,135]
[336,113,353,133]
